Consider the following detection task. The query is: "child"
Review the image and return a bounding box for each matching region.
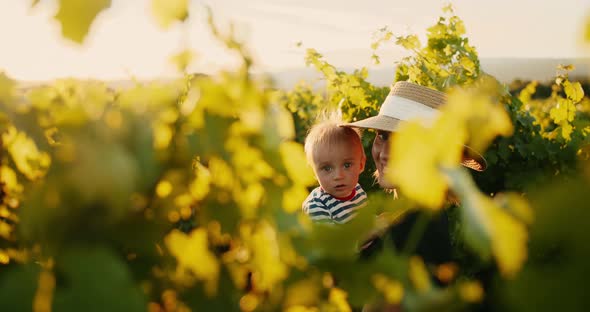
[302,118,368,224]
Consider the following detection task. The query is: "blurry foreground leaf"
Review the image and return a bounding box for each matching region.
[170,49,195,73]
[54,0,111,43]
[0,264,41,310]
[279,141,315,187]
[497,174,590,311]
[389,114,466,210]
[152,0,189,29]
[165,229,219,292]
[445,80,513,153]
[247,222,289,292]
[3,127,51,180]
[52,246,146,311]
[0,72,16,103]
[446,167,530,278]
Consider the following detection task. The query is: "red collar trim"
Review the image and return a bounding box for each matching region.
[333,188,356,201]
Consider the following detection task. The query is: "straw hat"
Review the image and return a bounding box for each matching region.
[341,81,487,171]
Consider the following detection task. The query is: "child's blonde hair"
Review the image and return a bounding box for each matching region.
[304,114,364,165]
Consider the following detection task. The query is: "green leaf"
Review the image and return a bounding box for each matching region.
[151,0,189,29]
[0,264,41,310]
[54,0,111,43]
[52,246,147,312]
[500,176,590,312]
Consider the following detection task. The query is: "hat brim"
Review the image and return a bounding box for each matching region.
[340,115,403,132]
[462,146,487,172]
[341,117,488,172]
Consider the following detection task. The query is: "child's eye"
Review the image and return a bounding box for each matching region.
[322,166,332,172]
[377,131,390,141]
[344,162,352,168]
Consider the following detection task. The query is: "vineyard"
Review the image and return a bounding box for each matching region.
[1,1,590,312]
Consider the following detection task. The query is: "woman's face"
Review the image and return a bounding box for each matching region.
[371,130,395,189]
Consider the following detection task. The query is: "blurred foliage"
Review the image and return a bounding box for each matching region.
[54,0,112,43]
[0,2,589,312]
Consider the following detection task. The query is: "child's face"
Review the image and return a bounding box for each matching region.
[313,141,365,198]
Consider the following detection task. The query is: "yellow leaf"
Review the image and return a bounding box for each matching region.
[248,222,288,291]
[445,82,513,153]
[282,185,309,213]
[208,157,235,189]
[453,18,466,36]
[239,293,259,312]
[329,288,352,312]
[443,45,453,56]
[279,142,316,187]
[442,4,454,13]
[234,183,264,218]
[152,122,173,150]
[389,115,465,210]
[0,72,16,103]
[372,274,404,304]
[563,80,584,103]
[0,166,24,194]
[395,35,421,50]
[427,23,447,38]
[0,250,9,264]
[267,104,295,140]
[3,128,51,180]
[152,0,189,29]
[156,180,173,198]
[54,0,111,43]
[561,123,573,141]
[33,271,55,312]
[493,193,534,225]
[390,123,448,209]
[459,281,483,303]
[169,49,195,73]
[190,162,211,201]
[283,278,321,308]
[285,306,319,312]
[165,229,219,284]
[459,56,476,75]
[550,98,576,130]
[0,221,12,239]
[228,139,274,181]
[409,256,431,292]
[549,104,567,124]
[489,202,528,277]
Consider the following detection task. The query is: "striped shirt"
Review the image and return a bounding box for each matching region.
[302,184,368,224]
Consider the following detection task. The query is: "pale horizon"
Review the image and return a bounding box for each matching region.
[1,0,589,82]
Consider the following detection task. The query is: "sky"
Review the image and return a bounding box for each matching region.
[0,0,589,81]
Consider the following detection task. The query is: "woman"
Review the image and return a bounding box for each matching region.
[341,81,487,264]
[342,81,486,188]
